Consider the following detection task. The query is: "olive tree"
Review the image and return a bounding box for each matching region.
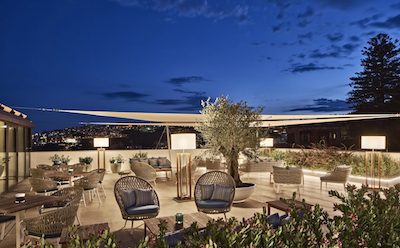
[196,96,263,186]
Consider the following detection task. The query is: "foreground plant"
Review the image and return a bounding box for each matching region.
[330,185,400,247]
[195,96,263,186]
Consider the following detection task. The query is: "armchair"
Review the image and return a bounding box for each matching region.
[130,161,157,185]
[320,165,352,190]
[272,166,303,195]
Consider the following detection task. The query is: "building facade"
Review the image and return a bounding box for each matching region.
[0,104,33,193]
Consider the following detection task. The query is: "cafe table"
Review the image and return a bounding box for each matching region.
[0,195,63,247]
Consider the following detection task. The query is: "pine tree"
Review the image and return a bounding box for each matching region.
[347,33,400,113]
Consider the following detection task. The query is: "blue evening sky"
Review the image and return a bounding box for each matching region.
[1,0,400,131]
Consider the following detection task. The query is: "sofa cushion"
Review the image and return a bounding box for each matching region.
[267,213,280,229]
[28,231,62,239]
[197,200,230,209]
[0,215,15,223]
[120,189,136,208]
[199,184,214,200]
[135,189,155,206]
[125,204,159,215]
[148,158,159,167]
[210,184,232,202]
[157,157,171,168]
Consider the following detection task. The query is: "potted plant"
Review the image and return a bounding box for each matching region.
[110,155,124,173]
[196,96,263,203]
[79,156,93,171]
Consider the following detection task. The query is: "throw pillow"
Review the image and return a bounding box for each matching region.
[148,158,159,167]
[135,189,155,206]
[120,189,136,208]
[157,157,171,168]
[210,184,232,202]
[199,184,214,200]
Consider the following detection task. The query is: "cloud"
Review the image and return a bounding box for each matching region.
[155,89,208,112]
[309,43,359,59]
[326,33,344,42]
[350,14,382,28]
[298,32,313,40]
[111,0,249,23]
[272,23,283,32]
[369,15,400,29]
[102,91,148,101]
[173,88,206,95]
[349,35,360,42]
[259,55,272,62]
[286,63,343,73]
[297,6,314,18]
[391,3,400,9]
[289,98,351,112]
[165,76,210,86]
[318,0,371,10]
[251,41,268,46]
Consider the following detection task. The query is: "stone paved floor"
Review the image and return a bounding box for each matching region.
[0,169,357,247]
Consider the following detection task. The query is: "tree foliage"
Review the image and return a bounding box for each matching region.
[195,96,263,185]
[348,33,400,113]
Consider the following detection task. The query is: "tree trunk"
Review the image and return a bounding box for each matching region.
[226,150,242,186]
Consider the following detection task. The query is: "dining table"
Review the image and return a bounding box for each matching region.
[0,194,64,247]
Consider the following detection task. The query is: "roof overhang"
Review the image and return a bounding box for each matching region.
[0,104,33,127]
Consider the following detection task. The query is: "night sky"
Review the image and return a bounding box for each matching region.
[1,0,400,132]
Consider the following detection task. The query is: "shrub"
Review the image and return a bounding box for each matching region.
[132,152,148,159]
[79,157,93,165]
[49,154,71,165]
[110,155,124,164]
[269,142,400,177]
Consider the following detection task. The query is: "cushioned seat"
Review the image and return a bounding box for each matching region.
[36,188,58,194]
[197,200,230,209]
[28,231,61,239]
[125,204,159,215]
[0,215,15,223]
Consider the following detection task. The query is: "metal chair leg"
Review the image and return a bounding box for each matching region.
[121,220,128,229]
[100,184,106,198]
[82,193,87,207]
[223,213,227,221]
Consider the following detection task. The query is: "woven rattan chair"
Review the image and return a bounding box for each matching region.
[74,172,102,206]
[29,177,58,195]
[114,176,160,229]
[96,169,106,198]
[0,165,4,178]
[320,165,352,190]
[40,186,82,209]
[23,192,81,242]
[205,159,225,172]
[0,215,15,240]
[37,164,57,170]
[30,168,46,178]
[194,171,235,220]
[272,166,303,195]
[130,161,157,185]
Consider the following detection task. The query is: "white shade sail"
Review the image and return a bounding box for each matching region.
[24,107,400,127]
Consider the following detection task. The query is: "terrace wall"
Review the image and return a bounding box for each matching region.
[31,149,207,172]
